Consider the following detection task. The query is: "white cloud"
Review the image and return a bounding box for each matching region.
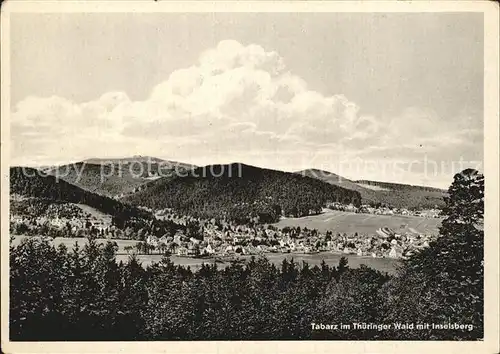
[10,40,482,186]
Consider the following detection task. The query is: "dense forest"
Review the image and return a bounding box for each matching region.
[10,167,188,238]
[11,198,86,219]
[10,167,147,220]
[12,164,361,225]
[354,179,447,209]
[298,169,447,209]
[9,169,483,341]
[125,163,362,223]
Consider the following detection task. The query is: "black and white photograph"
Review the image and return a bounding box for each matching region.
[1,2,499,353]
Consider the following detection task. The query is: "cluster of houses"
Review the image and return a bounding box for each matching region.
[9,200,117,240]
[141,213,437,260]
[327,202,442,218]
[11,203,439,261]
[359,206,441,218]
[10,206,111,234]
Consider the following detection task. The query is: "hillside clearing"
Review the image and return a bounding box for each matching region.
[75,204,112,227]
[355,183,390,191]
[273,209,442,235]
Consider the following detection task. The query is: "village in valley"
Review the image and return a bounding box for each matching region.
[10,197,440,261]
[144,207,437,260]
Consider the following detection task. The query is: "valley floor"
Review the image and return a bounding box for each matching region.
[114,252,399,274]
[274,209,442,235]
[11,235,399,274]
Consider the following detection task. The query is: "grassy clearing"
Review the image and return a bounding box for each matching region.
[274,209,442,235]
[11,236,141,253]
[114,252,399,274]
[12,236,399,274]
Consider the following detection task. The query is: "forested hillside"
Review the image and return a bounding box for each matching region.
[10,167,189,239]
[126,163,362,223]
[10,167,145,218]
[354,179,446,193]
[47,157,195,197]
[298,169,447,209]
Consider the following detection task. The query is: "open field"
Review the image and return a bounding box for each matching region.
[76,203,112,227]
[11,236,399,274]
[11,236,141,253]
[114,252,399,274]
[274,209,442,235]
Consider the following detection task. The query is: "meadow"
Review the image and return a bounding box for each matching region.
[113,252,399,274]
[11,235,399,274]
[274,209,442,235]
[11,235,140,252]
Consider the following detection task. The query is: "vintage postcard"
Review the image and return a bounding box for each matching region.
[1,1,499,353]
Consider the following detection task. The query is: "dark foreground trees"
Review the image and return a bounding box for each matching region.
[9,169,484,341]
[10,237,389,341]
[380,169,484,340]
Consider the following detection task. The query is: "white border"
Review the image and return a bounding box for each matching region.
[1,2,499,353]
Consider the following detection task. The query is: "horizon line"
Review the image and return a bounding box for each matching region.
[9,155,455,191]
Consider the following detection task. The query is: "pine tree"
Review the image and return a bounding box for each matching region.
[336,256,349,280]
[383,169,484,340]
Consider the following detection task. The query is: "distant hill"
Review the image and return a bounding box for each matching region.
[353,179,446,193]
[83,155,193,168]
[297,169,371,193]
[296,169,447,209]
[45,156,196,198]
[125,163,362,223]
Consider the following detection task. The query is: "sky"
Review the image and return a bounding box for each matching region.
[9,12,484,188]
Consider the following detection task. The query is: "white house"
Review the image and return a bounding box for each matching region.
[204,243,215,255]
[146,235,158,248]
[190,237,201,245]
[158,236,168,245]
[389,246,403,259]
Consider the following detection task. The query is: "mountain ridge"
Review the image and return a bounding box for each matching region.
[296,168,447,209]
[124,162,362,223]
[12,158,448,213]
[9,166,148,220]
